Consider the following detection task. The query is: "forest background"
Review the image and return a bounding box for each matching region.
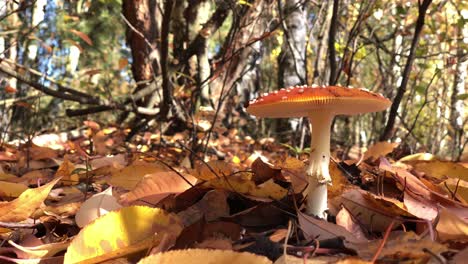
[0,0,466,161]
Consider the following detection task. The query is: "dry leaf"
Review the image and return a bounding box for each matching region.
[0,181,28,198]
[0,177,61,222]
[8,239,70,259]
[120,171,197,205]
[177,190,229,227]
[75,187,123,228]
[109,160,167,190]
[64,206,183,264]
[436,208,468,241]
[363,142,398,161]
[192,160,234,181]
[298,211,364,243]
[202,173,287,200]
[137,249,272,264]
[412,160,468,181]
[69,29,93,45]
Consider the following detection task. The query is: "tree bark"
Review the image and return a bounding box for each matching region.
[278,0,307,88]
[122,0,161,107]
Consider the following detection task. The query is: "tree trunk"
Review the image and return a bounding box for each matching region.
[278,0,307,88]
[449,28,467,160]
[122,0,161,107]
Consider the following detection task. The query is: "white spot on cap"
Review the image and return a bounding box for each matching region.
[298,89,304,94]
[281,96,288,100]
[311,84,318,88]
[263,92,269,97]
[280,88,286,91]
[273,91,278,94]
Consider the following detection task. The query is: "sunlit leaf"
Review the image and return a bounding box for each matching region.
[64,206,183,264]
[138,249,272,264]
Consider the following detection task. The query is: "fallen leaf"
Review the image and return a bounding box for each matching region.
[336,207,367,241]
[8,239,70,259]
[350,231,447,262]
[202,173,287,200]
[298,211,364,243]
[177,190,229,227]
[0,181,28,198]
[137,249,272,264]
[120,171,197,205]
[64,206,183,264]
[109,160,167,190]
[251,158,284,184]
[412,160,468,181]
[436,208,468,241]
[363,142,398,161]
[192,160,234,181]
[75,187,123,228]
[0,177,61,222]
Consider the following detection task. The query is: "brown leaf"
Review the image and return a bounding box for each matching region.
[436,208,468,241]
[298,211,364,243]
[120,171,197,205]
[137,249,272,264]
[177,190,229,227]
[251,158,284,184]
[69,29,93,46]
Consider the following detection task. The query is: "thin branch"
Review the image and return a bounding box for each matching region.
[381,0,433,140]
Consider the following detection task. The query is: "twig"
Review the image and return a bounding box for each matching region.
[371,219,395,263]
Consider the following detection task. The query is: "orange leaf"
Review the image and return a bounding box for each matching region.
[69,29,93,46]
[4,85,17,94]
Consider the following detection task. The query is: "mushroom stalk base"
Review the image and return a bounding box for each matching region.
[305,112,333,218]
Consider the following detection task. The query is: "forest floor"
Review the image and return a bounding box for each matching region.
[0,121,467,263]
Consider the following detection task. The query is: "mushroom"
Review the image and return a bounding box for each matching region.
[247,85,391,218]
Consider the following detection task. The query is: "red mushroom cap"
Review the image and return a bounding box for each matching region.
[247,85,391,118]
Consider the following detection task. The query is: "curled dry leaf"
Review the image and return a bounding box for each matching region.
[75,187,123,228]
[119,171,197,206]
[8,239,70,259]
[251,157,284,185]
[339,189,415,232]
[64,206,183,264]
[379,157,468,220]
[336,207,367,242]
[0,177,61,222]
[137,249,272,264]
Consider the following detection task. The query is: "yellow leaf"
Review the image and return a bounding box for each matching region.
[109,160,167,190]
[138,249,272,264]
[0,177,61,222]
[412,160,468,181]
[0,181,28,198]
[64,206,183,264]
[118,58,128,70]
[56,156,76,185]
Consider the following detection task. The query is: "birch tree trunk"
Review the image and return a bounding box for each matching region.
[278,0,306,87]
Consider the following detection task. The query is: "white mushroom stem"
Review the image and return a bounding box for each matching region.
[306,111,334,218]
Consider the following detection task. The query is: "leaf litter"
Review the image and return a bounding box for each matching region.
[0,124,466,263]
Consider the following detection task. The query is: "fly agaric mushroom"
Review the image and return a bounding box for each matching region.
[247,85,391,218]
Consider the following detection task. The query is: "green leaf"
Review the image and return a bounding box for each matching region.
[456,93,468,101]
